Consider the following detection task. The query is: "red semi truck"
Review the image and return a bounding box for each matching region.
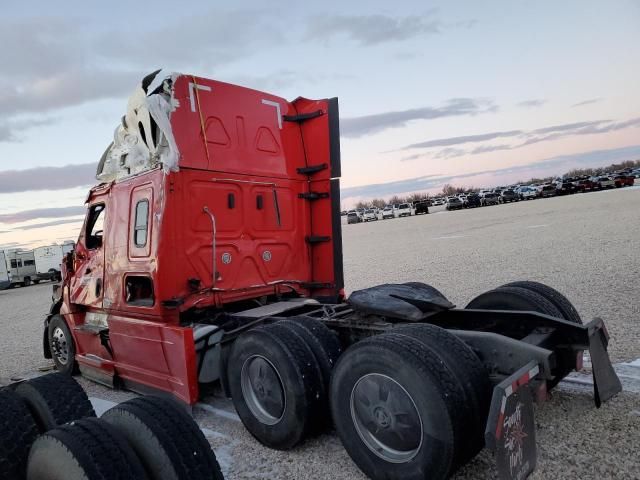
[43,71,621,480]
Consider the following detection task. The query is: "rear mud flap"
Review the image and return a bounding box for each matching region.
[485,361,539,480]
[587,318,622,407]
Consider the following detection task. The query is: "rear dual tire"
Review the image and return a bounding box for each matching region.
[228,318,339,449]
[331,332,485,480]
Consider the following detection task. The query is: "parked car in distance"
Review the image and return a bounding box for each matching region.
[464,193,482,208]
[481,192,500,206]
[432,197,445,206]
[381,206,395,219]
[414,200,430,215]
[555,180,575,195]
[500,189,519,203]
[445,196,463,210]
[517,186,538,200]
[397,203,412,217]
[347,211,361,224]
[363,209,378,222]
[612,174,634,187]
[539,184,557,198]
[591,176,615,189]
[573,178,595,192]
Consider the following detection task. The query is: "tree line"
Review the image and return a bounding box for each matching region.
[350,159,639,210]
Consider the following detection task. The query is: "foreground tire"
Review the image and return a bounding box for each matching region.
[228,324,324,449]
[391,324,490,466]
[27,418,147,480]
[102,396,224,480]
[331,333,467,480]
[0,389,39,480]
[48,315,78,375]
[15,373,95,432]
[500,281,582,324]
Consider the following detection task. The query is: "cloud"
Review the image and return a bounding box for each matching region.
[404,130,521,149]
[0,117,58,142]
[306,13,442,46]
[16,218,84,231]
[343,144,640,201]
[571,98,602,108]
[517,99,547,108]
[0,8,284,127]
[403,117,640,160]
[0,163,95,194]
[0,206,86,224]
[342,98,497,138]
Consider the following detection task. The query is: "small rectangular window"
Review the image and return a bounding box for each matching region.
[134,200,149,247]
[125,276,154,307]
[10,260,17,268]
[23,260,35,266]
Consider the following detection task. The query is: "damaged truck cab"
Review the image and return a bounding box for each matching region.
[45,72,621,480]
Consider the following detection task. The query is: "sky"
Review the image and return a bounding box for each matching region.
[1,0,639,250]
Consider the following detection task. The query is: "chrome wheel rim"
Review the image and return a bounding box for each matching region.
[51,327,69,365]
[241,355,286,425]
[350,373,423,463]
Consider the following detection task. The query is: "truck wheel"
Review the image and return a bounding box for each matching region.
[465,285,562,318]
[391,324,490,466]
[228,325,324,449]
[0,389,39,480]
[331,333,468,480]
[501,281,584,388]
[102,396,224,480]
[23,277,31,287]
[279,317,342,384]
[27,418,148,480]
[500,281,582,324]
[48,315,78,375]
[33,280,40,285]
[15,373,95,432]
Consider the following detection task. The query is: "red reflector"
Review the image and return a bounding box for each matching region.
[576,351,584,372]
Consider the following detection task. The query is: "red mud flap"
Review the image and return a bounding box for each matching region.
[485,361,540,480]
[586,318,622,407]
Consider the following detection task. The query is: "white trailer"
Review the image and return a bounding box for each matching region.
[33,245,66,282]
[0,251,9,290]
[5,250,38,287]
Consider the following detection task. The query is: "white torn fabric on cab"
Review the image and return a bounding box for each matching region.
[96,73,180,182]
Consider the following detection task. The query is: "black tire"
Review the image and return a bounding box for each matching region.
[500,281,582,324]
[391,323,491,465]
[15,373,95,432]
[501,281,584,387]
[27,418,148,480]
[282,316,342,379]
[48,314,78,375]
[23,277,31,287]
[0,388,39,480]
[228,324,323,449]
[331,333,467,480]
[102,396,224,480]
[402,282,449,301]
[33,280,40,285]
[466,285,562,318]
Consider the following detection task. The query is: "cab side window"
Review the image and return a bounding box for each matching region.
[86,204,106,249]
[133,200,149,247]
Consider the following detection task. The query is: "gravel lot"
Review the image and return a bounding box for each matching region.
[1,187,639,479]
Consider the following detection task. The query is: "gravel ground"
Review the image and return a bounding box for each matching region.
[1,187,639,479]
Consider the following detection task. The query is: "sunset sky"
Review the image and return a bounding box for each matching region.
[1,0,639,250]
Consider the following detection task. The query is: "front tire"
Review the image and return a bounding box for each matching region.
[48,315,78,375]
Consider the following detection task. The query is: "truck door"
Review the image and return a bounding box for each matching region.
[70,203,106,308]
